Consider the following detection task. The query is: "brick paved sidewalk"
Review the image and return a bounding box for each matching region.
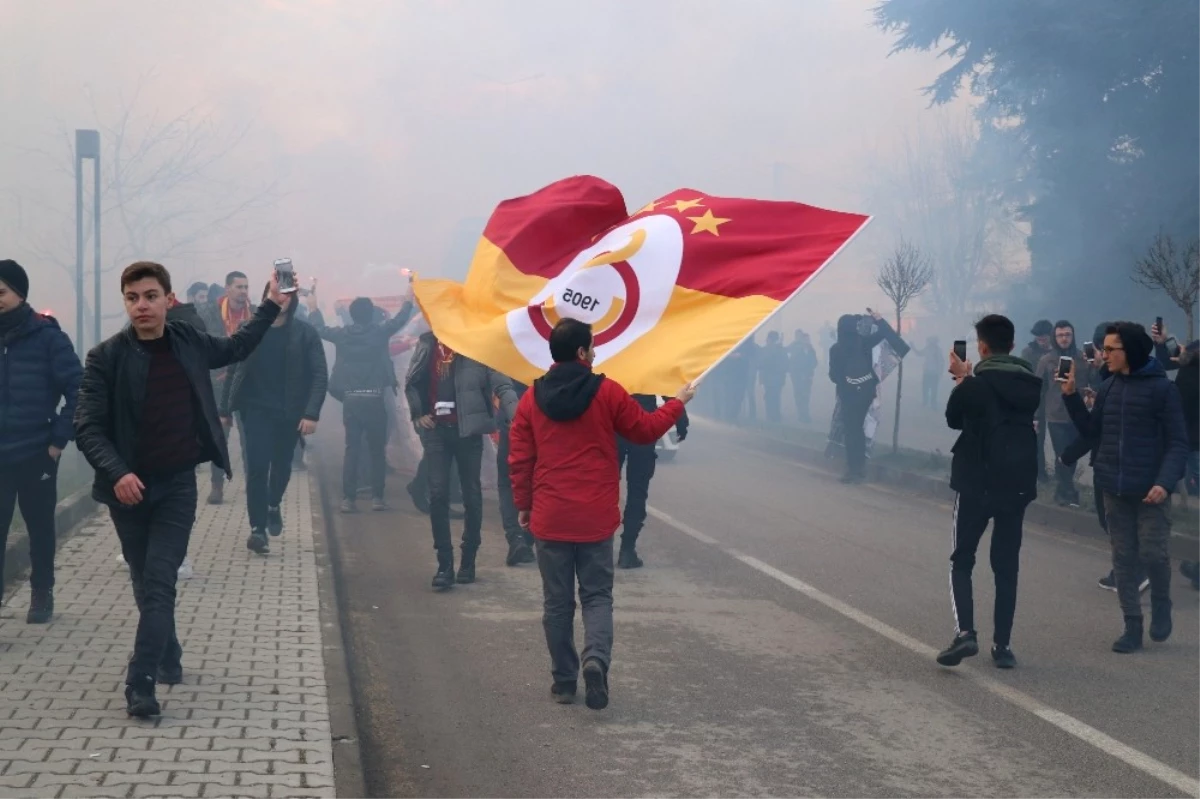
[0,468,335,799]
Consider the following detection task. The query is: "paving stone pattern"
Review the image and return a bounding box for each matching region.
[0,468,335,799]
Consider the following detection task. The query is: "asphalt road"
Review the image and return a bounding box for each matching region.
[315,418,1199,798]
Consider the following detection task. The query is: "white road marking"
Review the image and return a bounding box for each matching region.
[647,505,1200,798]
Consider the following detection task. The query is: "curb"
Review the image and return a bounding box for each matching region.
[308,442,367,799]
[697,417,1200,561]
[2,483,98,599]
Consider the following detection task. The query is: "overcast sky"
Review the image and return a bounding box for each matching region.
[1,0,967,335]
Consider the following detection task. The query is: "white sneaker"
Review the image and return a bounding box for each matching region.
[178,558,194,580]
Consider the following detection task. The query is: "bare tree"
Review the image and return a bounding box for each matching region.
[11,76,280,337]
[877,239,933,454]
[1131,231,1199,343]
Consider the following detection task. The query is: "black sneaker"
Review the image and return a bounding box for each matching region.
[1149,598,1173,643]
[936,632,979,667]
[267,506,283,537]
[457,550,477,584]
[125,676,161,717]
[432,566,455,590]
[551,681,577,705]
[1112,616,1144,654]
[506,542,532,567]
[582,658,609,710]
[991,645,1017,669]
[246,531,270,555]
[617,548,643,569]
[1097,571,1117,591]
[157,664,184,686]
[26,589,53,624]
[1181,560,1200,590]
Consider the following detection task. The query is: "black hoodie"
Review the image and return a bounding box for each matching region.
[534,361,605,421]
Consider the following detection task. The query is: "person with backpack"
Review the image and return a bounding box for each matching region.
[937,315,1042,670]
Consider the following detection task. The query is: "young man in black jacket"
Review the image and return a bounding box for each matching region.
[1061,322,1188,653]
[307,286,414,512]
[75,261,283,717]
[222,286,327,555]
[938,315,1042,670]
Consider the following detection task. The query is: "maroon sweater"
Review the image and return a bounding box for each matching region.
[136,333,201,476]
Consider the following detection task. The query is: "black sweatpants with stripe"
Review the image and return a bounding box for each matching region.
[949,493,1027,647]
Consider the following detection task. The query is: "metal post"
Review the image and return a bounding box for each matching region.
[93,147,102,346]
[74,149,84,359]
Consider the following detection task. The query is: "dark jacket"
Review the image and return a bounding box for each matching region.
[1064,358,1189,497]
[309,303,413,400]
[1175,356,1199,451]
[946,354,1042,499]
[166,302,207,333]
[757,341,790,389]
[74,302,281,504]
[788,340,818,382]
[508,362,683,543]
[828,315,909,395]
[0,305,83,464]
[221,312,328,422]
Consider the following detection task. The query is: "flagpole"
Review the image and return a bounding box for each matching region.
[691,215,874,386]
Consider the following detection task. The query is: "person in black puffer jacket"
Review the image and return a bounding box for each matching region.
[0,260,83,624]
[1062,322,1188,655]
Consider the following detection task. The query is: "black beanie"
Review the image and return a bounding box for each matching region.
[0,260,29,300]
[349,297,375,325]
[1115,322,1154,372]
[1092,323,1111,348]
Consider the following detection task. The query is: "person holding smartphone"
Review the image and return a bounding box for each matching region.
[1033,320,1090,506]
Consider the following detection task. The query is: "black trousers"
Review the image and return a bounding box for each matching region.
[422,426,484,555]
[343,394,387,501]
[497,427,533,547]
[109,471,195,683]
[618,439,657,549]
[242,407,300,532]
[839,387,874,476]
[0,451,59,597]
[949,492,1026,647]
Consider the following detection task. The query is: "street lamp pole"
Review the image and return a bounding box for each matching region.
[75,129,100,356]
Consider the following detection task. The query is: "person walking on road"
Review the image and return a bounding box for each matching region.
[1061,322,1189,654]
[938,314,1041,670]
[758,330,788,424]
[221,286,327,556]
[1021,319,1055,482]
[307,283,414,513]
[508,319,695,710]
[616,394,689,569]
[1034,320,1089,506]
[75,262,283,717]
[405,332,518,589]
[0,260,83,625]
[787,328,817,423]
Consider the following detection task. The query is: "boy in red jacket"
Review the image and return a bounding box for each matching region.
[508,319,696,710]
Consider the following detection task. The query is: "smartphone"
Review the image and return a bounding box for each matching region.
[1083,341,1095,360]
[1164,336,1179,356]
[274,258,297,294]
[952,340,967,362]
[1155,316,1164,334]
[1056,355,1072,381]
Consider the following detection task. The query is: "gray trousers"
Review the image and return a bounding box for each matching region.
[1103,493,1172,618]
[535,537,614,684]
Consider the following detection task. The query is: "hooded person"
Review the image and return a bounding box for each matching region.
[1034,320,1090,505]
[1062,321,1188,654]
[507,318,695,710]
[1021,319,1055,480]
[937,314,1042,671]
[827,309,908,482]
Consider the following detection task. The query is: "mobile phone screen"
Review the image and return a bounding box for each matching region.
[953,340,967,362]
[1057,356,1072,380]
[1083,342,1095,359]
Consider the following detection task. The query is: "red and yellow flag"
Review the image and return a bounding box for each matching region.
[414,176,870,395]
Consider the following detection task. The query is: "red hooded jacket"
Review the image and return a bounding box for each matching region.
[508,362,684,543]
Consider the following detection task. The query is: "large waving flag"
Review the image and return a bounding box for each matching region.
[414,176,870,395]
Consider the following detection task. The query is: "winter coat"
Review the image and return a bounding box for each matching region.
[507,361,684,543]
[309,303,413,400]
[787,341,818,383]
[403,333,518,437]
[221,313,328,423]
[1035,350,1092,425]
[75,302,280,504]
[1064,358,1189,497]
[946,354,1043,499]
[0,305,83,464]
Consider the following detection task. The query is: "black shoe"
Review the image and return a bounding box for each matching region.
[1112,616,1144,653]
[1149,598,1173,643]
[1181,560,1200,590]
[125,676,161,717]
[457,550,477,584]
[936,632,979,667]
[551,681,577,705]
[506,542,533,567]
[432,566,455,590]
[1098,571,1117,591]
[246,531,270,555]
[582,658,609,710]
[26,589,53,624]
[156,664,183,686]
[617,548,643,569]
[991,645,1017,669]
[407,482,430,515]
[267,506,283,537]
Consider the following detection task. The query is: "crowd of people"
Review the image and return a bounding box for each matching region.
[0,253,1195,718]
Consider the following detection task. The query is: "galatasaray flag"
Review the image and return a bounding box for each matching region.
[414,176,870,395]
